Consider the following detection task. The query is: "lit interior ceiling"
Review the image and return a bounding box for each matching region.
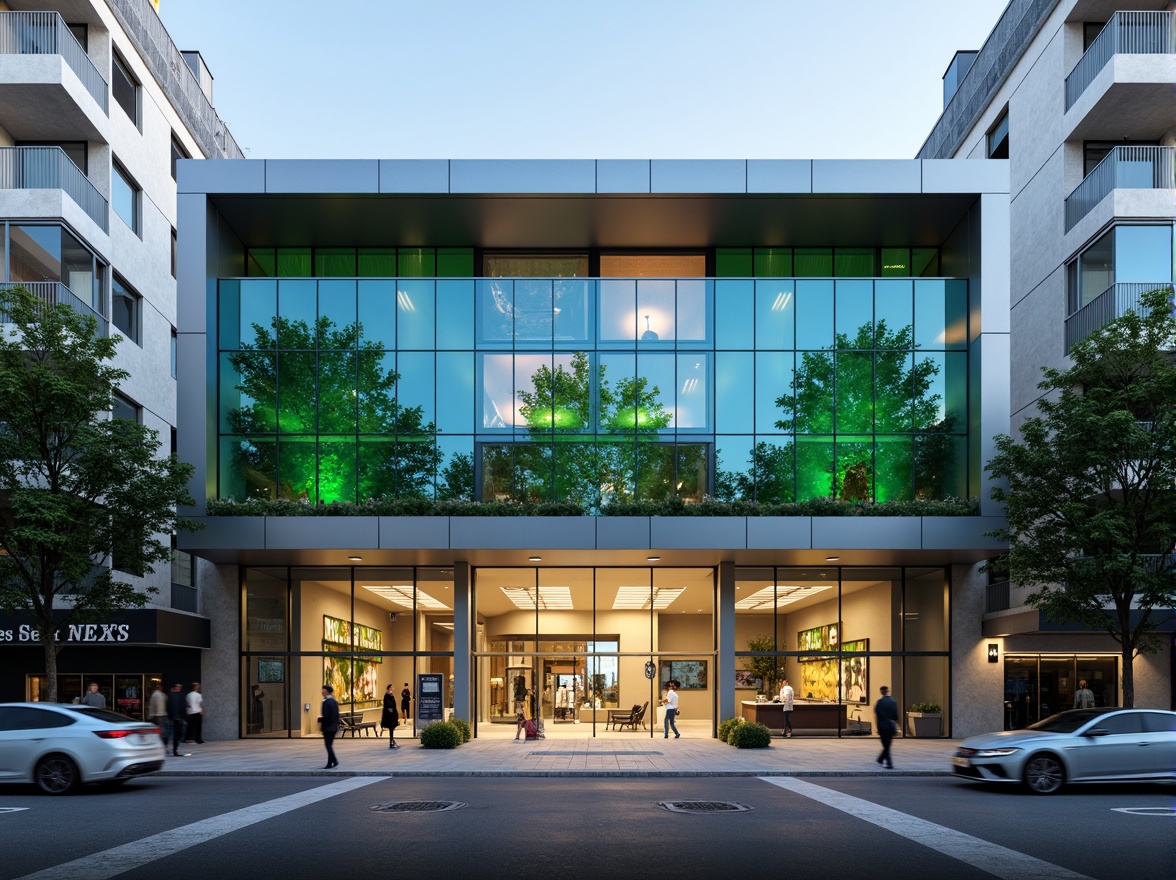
[501,585,574,610]
[735,584,833,610]
[611,586,686,610]
[361,584,449,610]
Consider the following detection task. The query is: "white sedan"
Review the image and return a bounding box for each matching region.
[0,702,165,794]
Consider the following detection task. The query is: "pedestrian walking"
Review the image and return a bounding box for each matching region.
[778,678,794,738]
[382,684,400,749]
[874,685,899,769]
[1074,679,1095,709]
[166,683,187,757]
[400,682,412,722]
[80,682,106,709]
[185,682,205,743]
[320,685,340,768]
[148,682,167,740]
[660,680,680,739]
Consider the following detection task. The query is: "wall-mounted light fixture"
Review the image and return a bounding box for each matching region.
[987,643,1000,663]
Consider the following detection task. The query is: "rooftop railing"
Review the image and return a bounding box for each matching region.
[1064,281,1176,351]
[1065,10,1175,111]
[0,146,109,232]
[1063,146,1175,232]
[0,11,108,113]
[0,280,107,337]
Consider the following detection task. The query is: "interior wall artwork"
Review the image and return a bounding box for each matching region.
[322,615,382,706]
[797,622,867,702]
[660,660,708,689]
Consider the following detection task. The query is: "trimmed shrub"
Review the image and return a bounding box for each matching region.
[450,717,472,743]
[718,716,745,743]
[419,721,461,749]
[728,721,772,749]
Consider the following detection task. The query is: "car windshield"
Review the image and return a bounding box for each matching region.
[61,706,146,725]
[1027,709,1105,733]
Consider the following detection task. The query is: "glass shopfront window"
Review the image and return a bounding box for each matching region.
[1003,655,1118,729]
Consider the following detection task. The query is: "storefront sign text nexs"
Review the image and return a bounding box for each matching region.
[0,623,132,643]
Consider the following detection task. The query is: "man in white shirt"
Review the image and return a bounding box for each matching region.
[778,678,795,738]
[185,682,205,743]
[661,681,680,739]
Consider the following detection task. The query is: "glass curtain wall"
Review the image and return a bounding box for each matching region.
[474,566,715,736]
[734,566,950,736]
[1003,655,1118,729]
[240,565,454,738]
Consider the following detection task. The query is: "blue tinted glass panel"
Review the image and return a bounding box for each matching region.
[716,353,754,433]
[318,280,356,342]
[874,280,913,344]
[478,279,513,345]
[553,279,591,344]
[944,280,968,349]
[756,352,793,433]
[636,279,675,342]
[221,352,276,433]
[677,353,709,429]
[599,353,636,431]
[875,436,913,502]
[217,280,241,349]
[277,280,316,348]
[835,280,873,345]
[943,351,967,431]
[397,351,435,425]
[918,352,948,431]
[715,436,751,500]
[875,351,914,433]
[358,351,397,434]
[397,280,435,349]
[752,437,795,504]
[599,280,636,344]
[437,280,474,349]
[676,279,710,343]
[480,354,513,430]
[637,354,675,428]
[437,436,475,501]
[914,280,948,351]
[232,280,276,350]
[795,280,834,350]
[1115,225,1173,283]
[514,279,554,343]
[436,352,475,434]
[358,280,396,349]
[755,280,794,350]
[715,280,754,349]
[357,436,395,499]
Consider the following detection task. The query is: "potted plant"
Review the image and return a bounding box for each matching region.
[906,701,943,737]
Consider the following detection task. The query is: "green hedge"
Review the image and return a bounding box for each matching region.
[419,721,462,749]
[206,496,978,518]
[718,716,745,743]
[449,717,473,743]
[728,722,772,749]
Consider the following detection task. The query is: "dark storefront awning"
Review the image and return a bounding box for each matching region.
[0,609,211,649]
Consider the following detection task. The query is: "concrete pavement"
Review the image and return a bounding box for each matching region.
[159,721,960,777]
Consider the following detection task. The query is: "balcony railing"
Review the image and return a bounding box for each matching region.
[171,583,198,613]
[0,146,109,232]
[1065,10,1175,110]
[985,581,1011,614]
[1063,146,1175,232]
[0,280,107,337]
[1065,281,1176,351]
[0,11,108,113]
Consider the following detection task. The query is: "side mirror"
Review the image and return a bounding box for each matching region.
[1083,727,1109,737]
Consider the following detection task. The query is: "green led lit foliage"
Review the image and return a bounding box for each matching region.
[226,317,440,503]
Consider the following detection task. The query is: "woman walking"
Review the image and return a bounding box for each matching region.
[382,684,400,749]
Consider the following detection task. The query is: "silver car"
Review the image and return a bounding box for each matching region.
[0,702,166,794]
[953,708,1176,794]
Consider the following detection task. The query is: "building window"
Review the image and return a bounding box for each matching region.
[987,108,1009,159]
[112,391,140,424]
[111,275,140,344]
[171,227,178,278]
[112,161,140,234]
[171,328,178,378]
[1069,224,1175,313]
[111,51,139,126]
[66,23,88,52]
[170,135,189,181]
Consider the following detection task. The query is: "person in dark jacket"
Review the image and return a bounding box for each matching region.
[874,685,899,769]
[166,683,187,757]
[320,685,340,769]
[381,684,400,749]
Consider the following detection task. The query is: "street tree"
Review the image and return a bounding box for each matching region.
[0,286,196,703]
[986,288,1176,707]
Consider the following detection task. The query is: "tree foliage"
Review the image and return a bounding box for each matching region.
[742,634,786,696]
[0,286,197,702]
[986,289,1176,707]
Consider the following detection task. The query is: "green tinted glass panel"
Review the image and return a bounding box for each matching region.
[874,351,915,433]
[676,444,708,502]
[794,248,832,277]
[753,437,795,503]
[220,352,276,433]
[275,248,311,277]
[357,248,396,277]
[944,280,968,349]
[880,248,911,277]
[277,437,317,501]
[437,248,475,277]
[356,436,395,499]
[318,438,357,503]
[795,437,833,500]
[315,248,356,276]
[221,436,276,501]
[754,248,792,277]
[874,436,913,502]
[276,352,317,433]
[247,248,276,277]
[912,248,938,277]
[714,248,752,277]
[914,434,965,499]
[834,249,875,277]
[835,438,873,501]
[317,352,357,433]
[835,352,873,433]
[398,248,435,278]
[481,443,516,501]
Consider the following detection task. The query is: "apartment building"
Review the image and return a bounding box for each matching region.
[918,0,1176,718]
[0,0,239,712]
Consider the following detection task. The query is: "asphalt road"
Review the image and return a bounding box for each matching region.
[1,776,1173,880]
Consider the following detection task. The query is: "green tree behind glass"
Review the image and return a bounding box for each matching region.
[226,316,440,502]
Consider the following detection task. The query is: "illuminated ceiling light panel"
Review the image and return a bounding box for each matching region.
[500,586,573,610]
[611,586,686,610]
[771,291,793,312]
[361,584,449,610]
[734,584,832,610]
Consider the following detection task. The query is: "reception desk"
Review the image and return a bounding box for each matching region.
[740,700,850,735]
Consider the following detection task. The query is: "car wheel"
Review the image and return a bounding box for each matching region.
[35,755,80,795]
[1023,753,1065,794]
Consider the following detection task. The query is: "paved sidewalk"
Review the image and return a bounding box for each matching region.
[159,732,960,778]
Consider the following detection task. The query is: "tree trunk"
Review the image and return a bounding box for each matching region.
[41,620,59,703]
[1120,641,1134,708]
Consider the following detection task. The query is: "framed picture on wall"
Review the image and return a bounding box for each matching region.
[734,670,763,690]
[842,639,868,703]
[257,658,284,683]
[660,660,708,689]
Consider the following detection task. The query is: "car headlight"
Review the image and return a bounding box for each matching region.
[973,748,1021,757]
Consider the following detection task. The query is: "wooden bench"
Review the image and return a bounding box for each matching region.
[339,711,380,737]
[606,701,648,731]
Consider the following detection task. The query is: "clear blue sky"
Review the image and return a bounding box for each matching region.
[160,0,1009,160]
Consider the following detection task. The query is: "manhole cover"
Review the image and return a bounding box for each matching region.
[371,801,465,813]
[659,801,753,814]
[1111,807,1176,817]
